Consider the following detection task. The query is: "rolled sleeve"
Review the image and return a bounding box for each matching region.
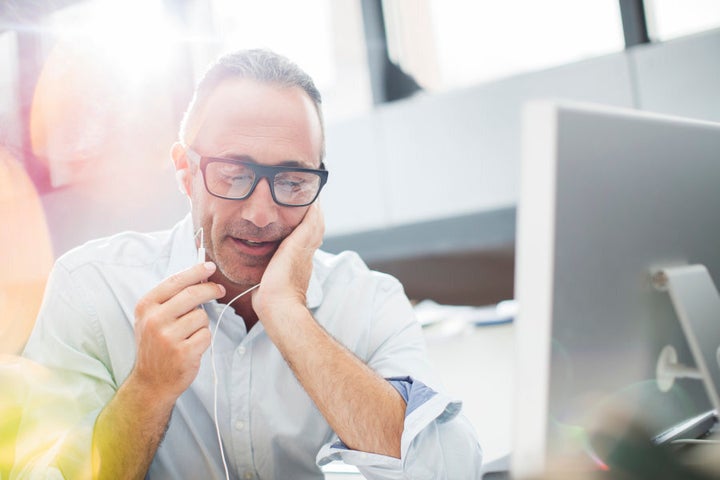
[316,377,482,479]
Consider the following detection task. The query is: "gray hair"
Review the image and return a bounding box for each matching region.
[179,49,325,160]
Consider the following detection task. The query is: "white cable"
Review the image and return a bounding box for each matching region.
[205,283,261,480]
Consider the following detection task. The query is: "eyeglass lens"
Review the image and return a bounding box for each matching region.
[205,161,322,205]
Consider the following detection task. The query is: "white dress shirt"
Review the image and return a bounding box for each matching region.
[23,214,482,479]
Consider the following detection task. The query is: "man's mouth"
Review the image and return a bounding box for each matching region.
[241,239,268,247]
[231,236,279,256]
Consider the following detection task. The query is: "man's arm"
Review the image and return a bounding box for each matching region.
[267,305,406,457]
[93,262,225,479]
[252,204,406,458]
[92,374,175,479]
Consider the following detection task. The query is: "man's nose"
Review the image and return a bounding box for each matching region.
[239,177,278,228]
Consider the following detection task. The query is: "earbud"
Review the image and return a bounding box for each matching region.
[196,227,206,264]
[176,170,190,196]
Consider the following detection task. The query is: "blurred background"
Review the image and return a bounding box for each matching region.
[2,0,720,475]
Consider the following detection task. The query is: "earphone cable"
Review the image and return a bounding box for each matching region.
[204,283,261,480]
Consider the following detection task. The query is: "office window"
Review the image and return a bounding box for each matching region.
[645,0,720,42]
[29,1,370,187]
[383,0,625,91]
[32,0,184,188]
[206,0,372,123]
[20,0,370,189]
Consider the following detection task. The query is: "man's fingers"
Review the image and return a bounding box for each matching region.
[144,262,219,304]
[162,281,225,319]
[135,263,224,332]
[168,307,211,342]
[283,202,324,252]
[185,327,212,357]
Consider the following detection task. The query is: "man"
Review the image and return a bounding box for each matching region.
[23,49,482,479]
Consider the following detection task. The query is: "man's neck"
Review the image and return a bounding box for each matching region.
[218,285,259,333]
[205,265,261,332]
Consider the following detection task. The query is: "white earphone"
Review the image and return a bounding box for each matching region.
[176,169,190,196]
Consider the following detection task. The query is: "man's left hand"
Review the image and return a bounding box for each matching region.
[252,202,324,325]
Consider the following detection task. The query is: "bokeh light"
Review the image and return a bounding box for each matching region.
[43,0,182,86]
[30,0,186,188]
[0,147,54,355]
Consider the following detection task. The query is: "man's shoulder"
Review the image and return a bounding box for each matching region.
[314,248,365,267]
[313,249,401,288]
[314,249,370,276]
[56,223,180,273]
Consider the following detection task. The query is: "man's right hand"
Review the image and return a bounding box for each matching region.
[131,261,226,400]
[94,263,224,479]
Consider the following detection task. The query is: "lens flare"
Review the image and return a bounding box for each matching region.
[0,148,54,355]
[1,355,107,478]
[30,0,184,188]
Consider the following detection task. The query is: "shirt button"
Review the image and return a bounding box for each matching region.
[234,420,245,431]
[237,346,246,356]
[243,472,253,479]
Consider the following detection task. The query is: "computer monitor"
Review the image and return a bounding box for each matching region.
[511,100,720,478]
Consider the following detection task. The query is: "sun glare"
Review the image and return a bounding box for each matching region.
[45,0,182,86]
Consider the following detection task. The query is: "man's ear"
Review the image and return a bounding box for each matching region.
[171,142,192,197]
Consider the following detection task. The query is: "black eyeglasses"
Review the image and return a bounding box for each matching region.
[185,147,328,207]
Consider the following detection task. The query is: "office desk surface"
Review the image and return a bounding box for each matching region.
[425,322,515,463]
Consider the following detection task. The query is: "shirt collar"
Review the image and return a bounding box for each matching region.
[166,213,324,309]
[167,213,198,277]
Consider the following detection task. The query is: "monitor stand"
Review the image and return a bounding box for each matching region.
[652,264,720,413]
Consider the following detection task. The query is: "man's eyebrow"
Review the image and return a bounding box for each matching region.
[220,154,311,168]
[222,153,256,163]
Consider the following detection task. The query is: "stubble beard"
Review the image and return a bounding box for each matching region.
[213,245,269,288]
[208,219,292,289]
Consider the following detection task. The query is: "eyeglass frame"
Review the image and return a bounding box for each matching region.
[184,146,329,207]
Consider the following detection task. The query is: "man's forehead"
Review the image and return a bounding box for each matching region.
[188,78,323,165]
[200,79,267,121]
[200,79,315,124]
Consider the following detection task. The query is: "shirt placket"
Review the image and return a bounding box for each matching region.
[230,333,257,480]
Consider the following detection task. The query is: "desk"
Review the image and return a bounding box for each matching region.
[425,322,515,465]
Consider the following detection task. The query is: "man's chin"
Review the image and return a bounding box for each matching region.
[211,245,274,287]
[217,262,266,288]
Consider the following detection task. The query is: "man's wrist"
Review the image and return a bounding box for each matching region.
[125,369,179,411]
[260,301,315,340]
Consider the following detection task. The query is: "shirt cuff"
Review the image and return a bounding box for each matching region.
[316,376,462,469]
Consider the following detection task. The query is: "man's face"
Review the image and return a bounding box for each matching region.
[185,79,323,289]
